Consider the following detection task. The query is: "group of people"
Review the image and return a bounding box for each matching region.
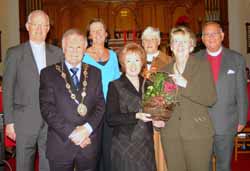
[2,9,248,171]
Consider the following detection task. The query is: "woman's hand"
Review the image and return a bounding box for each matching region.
[136,112,152,122]
[169,73,187,88]
[152,120,166,128]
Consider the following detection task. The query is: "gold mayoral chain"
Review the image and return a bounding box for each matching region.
[55,64,88,117]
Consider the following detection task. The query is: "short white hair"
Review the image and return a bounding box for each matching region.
[141,26,161,42]
[62,28,87,50]
[26,10,49,25]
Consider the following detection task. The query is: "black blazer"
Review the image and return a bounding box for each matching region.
[106,75,153,137]
[39,62,105,161]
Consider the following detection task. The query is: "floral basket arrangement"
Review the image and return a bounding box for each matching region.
[142,72,178,121]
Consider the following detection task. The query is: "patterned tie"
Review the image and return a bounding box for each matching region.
[70,68,80,90]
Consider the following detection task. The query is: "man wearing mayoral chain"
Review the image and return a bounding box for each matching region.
[39,28,105,171]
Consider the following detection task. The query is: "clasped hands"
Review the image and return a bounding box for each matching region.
[136,112,166,128]
[69,125,91,149]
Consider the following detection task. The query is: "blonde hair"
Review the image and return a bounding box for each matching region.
[170,26,196,52]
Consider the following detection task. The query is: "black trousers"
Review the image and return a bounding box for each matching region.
[49,151,97,171]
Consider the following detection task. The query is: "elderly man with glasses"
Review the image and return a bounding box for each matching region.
[3,10,63,171]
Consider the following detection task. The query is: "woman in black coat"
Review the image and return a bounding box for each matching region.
[106,43,156,171]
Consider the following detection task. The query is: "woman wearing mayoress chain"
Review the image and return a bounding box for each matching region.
[106,42,156,171]
[154,26,216,171]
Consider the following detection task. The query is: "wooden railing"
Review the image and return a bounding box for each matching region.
[108,36,169,54]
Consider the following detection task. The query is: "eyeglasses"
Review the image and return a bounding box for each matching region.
[172,40,189,44]
[28,23,49,28]
[202,32,221,38]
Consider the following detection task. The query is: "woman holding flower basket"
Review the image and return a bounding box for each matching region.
[106,43,156,171]
[154,26,217,171]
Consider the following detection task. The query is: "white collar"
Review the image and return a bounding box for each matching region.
[206,47,223,56]
[147,51,160,62]
[65,61,81,70]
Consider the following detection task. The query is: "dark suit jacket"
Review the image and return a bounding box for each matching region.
[3,41,63,134]
[39,62,105,161]
[195,48,248,135]
[159,55,217,140]
[106,75,153,137]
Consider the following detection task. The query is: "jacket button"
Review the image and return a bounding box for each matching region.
[178,117,181,120]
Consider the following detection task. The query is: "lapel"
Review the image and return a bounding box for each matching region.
[121,75,142,98]
[77,63,86,97]
[182,55,196,82]
[217,48,231,83]
[24,42,40,78]
[45,44,52,66]
[151,55,160,69]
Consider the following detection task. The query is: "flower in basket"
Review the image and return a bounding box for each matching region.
[142,72,177,121]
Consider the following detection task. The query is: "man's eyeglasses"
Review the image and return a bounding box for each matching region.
[28,23,49,28]
[202,32,221,38]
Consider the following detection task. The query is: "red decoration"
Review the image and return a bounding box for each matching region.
[176,15,190,26]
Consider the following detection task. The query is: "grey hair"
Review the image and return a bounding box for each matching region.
[62,28,87,48]
[141,26,161,42]
[26,10,50,25]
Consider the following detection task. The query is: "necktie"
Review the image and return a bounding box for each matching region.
[70,68,80,90]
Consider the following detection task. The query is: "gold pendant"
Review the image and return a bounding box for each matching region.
[77,103,87,117]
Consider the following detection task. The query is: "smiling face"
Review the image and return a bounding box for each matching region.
[142,36,160,54]
[63,34,86,67]
[124,52,142,78]
[202,23,224,52]
[89,22,107,45]
[26,12,50,43]
[171,32,191,62]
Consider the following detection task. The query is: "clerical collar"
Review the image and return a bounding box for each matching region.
[147,51,160,62]
[207,47,222,57]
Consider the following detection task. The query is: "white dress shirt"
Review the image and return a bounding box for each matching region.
[30,41,46,74]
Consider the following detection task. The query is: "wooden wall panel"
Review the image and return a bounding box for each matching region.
[142,6,153,28]
[19,0,228,48]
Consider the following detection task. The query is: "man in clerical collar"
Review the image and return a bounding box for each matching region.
[39,28,105,171]
[196,21,248,171]
[3,10,63,171]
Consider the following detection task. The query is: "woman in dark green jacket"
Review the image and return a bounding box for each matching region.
[153,26,217,171]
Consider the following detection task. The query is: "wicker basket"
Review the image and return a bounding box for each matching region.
[143,97,174,121]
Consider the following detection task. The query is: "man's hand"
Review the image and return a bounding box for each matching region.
[69,125,90,145]
[152,120,165,128]
[6,123,16,141]
[237,124,245,132]
[80,137,91,149]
